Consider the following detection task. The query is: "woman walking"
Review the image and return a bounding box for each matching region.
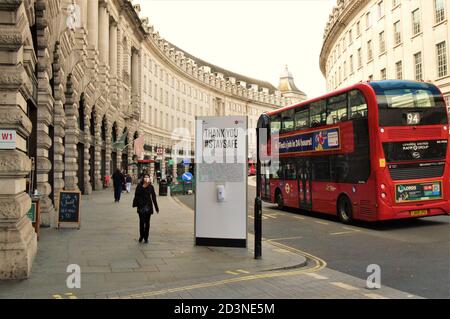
[132,173,159,243]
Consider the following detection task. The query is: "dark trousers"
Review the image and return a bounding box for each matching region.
[139,211,151,240]
[114,186,122,202]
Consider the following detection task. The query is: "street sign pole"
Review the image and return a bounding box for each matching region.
[255,126,262,259]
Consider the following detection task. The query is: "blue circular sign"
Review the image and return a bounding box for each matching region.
[182,172,193,182]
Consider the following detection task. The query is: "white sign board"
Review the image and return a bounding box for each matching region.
[195,116,247,247]
[0,130,16,149]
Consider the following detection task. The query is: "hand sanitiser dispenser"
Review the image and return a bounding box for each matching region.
[217,185,225,202]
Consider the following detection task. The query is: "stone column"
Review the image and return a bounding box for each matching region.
[109,21,118,102]
[35,0,56,226]
[104,120,112,182]
[87,0,99,49]
[109,21,118,76]
[52,42,66,226]
[131,50,139,96]
[76,0,88,29]
[98,1,109,65]
[83,112,92,194]
[94,115,103,190]
[64,75,80,191]
[0,1,37,279]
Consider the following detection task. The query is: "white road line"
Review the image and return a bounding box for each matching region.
[315,221,330,225]
[330,231,357,236]
[330,282,360,291]
[304,273,328,280]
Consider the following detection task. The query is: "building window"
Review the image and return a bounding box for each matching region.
[396,61,403,79]
[356,21,361,36]
[414,52,423,81]
[348,29,353,44]
[380,68,386,80]
[392,0,399,8]
[412,9,421,35]
[379,31,386,53]
[437,41,448,77]
[394,21,401,45]
[366,12,371,29]
[435,0,446,24]
[350,55,354,73]
[344,61,347,79]
[367,40,373,61]
[368,75,373,81]
[377,1,384,19]
[358,48,362,67]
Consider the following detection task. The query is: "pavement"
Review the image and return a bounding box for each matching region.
[0,186,422,299]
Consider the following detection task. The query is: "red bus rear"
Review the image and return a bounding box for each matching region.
[256,80,450,223]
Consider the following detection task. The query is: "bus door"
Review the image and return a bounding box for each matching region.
[298,159,312,210]
[261,161,271,200]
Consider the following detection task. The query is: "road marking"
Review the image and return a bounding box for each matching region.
[264,214,278,219]
[305,273,328,280]
[266,236,303,242]
[293,216,305,220]
[115,242,327,299]
[53,294,63,299]
[330,282,359,291]
[225,271,239,275]
[330,231,357,236]
[236,269,250,274]
[342,226,362,232]
[364,293,389,299]
[314,221,330,225]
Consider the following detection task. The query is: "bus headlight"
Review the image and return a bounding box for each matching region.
[381,193,386,199]
[381,184,386,190]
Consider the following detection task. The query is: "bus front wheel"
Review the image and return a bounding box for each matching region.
[276,190,284,209]
[337,196,353,224]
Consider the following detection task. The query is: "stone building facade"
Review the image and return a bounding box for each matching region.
[320,0,450,109]
[0,0,306,279]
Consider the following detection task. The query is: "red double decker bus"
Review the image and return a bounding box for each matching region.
[256,80,450,223]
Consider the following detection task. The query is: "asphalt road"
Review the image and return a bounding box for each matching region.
[175,184,450,299]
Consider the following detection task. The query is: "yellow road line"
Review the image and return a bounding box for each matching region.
[225,271,239,275]
[364,293,389,299]
[330,282,359,291]
[53,294,62,299]
[237,269,250,274]
[115,242,326,299]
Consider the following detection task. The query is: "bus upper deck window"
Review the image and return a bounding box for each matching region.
[349,90,368,118]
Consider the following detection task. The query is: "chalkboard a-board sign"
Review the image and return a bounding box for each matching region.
[58,191,81,229]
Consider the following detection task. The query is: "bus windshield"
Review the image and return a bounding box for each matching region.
[370,81,447,126]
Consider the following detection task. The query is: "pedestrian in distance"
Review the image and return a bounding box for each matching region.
[112,169,123,203]
[125,174,132,193]
[121,170,126,193]
[132,173,159,243]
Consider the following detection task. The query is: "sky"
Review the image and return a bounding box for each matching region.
[137,0,336,99]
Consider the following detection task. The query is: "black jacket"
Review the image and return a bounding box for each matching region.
[133,183,159,214]
[112,171,123,189]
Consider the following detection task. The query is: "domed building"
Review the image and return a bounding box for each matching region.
[320,0,449,110]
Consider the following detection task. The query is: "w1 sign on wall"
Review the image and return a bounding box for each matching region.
[195,116,248,248]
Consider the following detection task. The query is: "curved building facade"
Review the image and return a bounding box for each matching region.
[320,0,449,107]
[0,0,306,279]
